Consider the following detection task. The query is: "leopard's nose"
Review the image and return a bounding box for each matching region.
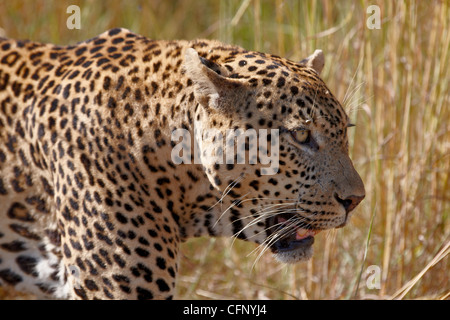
[334,193,365,214]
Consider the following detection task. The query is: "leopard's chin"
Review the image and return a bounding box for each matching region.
[273,240,314,263]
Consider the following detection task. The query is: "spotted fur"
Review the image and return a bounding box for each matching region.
[0,29,364,299]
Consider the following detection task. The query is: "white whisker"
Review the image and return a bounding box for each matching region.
[212,192,250,229]
[209,174,244,211]
[343,58,363,105]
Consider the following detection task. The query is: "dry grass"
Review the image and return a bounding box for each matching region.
[0,0,448,300]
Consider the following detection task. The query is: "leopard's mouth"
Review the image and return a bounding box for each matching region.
[267,213,321,263]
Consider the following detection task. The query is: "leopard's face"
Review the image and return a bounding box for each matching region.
[185,48,365,263]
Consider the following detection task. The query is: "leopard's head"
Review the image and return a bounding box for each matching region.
[185,47,365,263]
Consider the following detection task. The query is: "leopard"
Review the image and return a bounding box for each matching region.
[0,28,365,299]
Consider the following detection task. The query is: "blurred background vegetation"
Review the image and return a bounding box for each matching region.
[0,0,448,299]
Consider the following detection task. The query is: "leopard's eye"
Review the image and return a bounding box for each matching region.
[291,130,311,144]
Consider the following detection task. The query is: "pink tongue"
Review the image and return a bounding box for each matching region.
[296,229,319,240]
[276,217,321,240]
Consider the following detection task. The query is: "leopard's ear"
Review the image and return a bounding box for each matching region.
[300,49,324,75]
[184,48,244,111]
